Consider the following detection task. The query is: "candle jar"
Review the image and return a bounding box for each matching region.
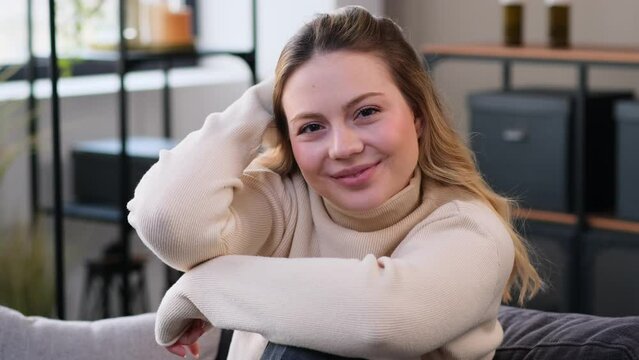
[501,0,524,46]
[546,0,570,48]
[139,0,194,50]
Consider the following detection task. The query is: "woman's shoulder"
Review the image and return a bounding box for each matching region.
[420,178,510,240]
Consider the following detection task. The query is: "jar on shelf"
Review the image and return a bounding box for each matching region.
[545,0,570,48]
[500,0,524,46]
[139,0,194,50]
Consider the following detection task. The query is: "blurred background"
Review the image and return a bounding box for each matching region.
[0,0,638,322]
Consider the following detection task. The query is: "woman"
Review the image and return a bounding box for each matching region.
[127,6,541,359]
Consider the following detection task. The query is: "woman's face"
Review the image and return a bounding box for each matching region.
[282,50,422,211]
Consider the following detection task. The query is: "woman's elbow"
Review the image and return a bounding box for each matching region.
[128,202,199,271]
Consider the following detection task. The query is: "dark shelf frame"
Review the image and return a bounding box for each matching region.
[38,0,258,319]
[46,0,66,319]
[423,43,639,314]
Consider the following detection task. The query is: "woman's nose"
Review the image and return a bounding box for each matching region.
[328,125,364,159]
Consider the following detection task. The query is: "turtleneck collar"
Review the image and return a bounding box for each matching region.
[322,169,422,232]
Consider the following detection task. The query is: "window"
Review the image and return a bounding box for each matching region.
[0,0,29,64]
[0,0,119,79]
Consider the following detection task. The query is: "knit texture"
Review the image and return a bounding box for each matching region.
[128,79,515,359]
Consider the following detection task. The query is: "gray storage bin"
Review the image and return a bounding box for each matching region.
[469,89,632,212]
[583,231,639,316]
[72,137,176,206]
[615,101,639,221]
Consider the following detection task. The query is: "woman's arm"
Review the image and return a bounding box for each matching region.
[153,201,515,358]
[127,79,292,272]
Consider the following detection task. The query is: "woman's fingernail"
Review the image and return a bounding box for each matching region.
[172,346,186,358]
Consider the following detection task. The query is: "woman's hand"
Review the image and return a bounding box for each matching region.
[165,319,209,358]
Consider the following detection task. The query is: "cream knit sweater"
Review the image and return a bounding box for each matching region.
[127,79,515,360]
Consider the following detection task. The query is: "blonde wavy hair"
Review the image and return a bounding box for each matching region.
[259,6,542,304]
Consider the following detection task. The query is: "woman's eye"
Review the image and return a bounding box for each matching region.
[357,107,379,118]
[299,123,323,134]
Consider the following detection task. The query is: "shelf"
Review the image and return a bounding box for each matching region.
[5,48,255,81]
[43,203,122,223]
[513,208,639,234]
[422,43,639,66]
[78,48,255,65]
[514,208,578,225]
[588,215,639,234]
[422,41,639,314]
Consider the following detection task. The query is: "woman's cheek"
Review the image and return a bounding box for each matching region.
[292,141,320,172]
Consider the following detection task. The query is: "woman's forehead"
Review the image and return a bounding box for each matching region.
[281,51,400,113]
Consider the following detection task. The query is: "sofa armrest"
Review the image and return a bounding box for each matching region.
[496,306,639,360]
[0,306,220,360]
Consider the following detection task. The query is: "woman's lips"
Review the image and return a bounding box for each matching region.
[331,162,380,188]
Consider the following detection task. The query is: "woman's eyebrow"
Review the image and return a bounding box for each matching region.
[289,112,324,125]
[288,92,384,124]
[342,92,383,112]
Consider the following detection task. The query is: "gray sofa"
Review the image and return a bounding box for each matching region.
[0,305,221,360]
[1,305,638,359]
[495,306,639,359]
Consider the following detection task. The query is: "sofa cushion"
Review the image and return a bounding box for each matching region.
[496,306,639,360]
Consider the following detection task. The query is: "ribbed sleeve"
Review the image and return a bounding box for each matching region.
[126,78,292,272]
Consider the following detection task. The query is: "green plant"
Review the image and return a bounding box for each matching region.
[0,65,29,183]
[0,65,54,317]
[0,218,54,316]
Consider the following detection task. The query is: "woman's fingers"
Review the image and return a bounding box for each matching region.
[166,343,187,358]
[165,319,208,358]
[165,342,200,359]
[187,341,200,359]
[179,319,206,344]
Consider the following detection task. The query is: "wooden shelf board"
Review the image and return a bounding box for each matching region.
[422,43,639,65]
[513,209,639,233]
[514,208,578,225]
[587,215,639,234]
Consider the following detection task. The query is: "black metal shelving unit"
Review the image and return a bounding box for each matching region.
[37,0,258,319]
[27,0,39,225]
[423,44,639,314]
[47,0,66,320]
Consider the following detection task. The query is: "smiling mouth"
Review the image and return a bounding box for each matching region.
[331,161,380,179]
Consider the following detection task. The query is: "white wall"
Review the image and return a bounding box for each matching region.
[197,0,384,80]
